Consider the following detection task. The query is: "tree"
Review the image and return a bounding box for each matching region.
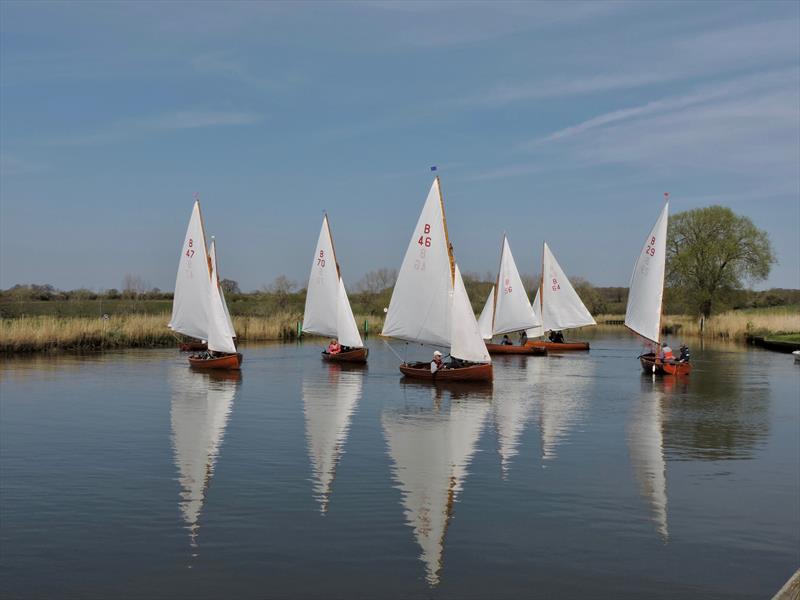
[666,206,775,318]
[356,268,398,294]
[122,274,149,299]
[220,279,241,295]
[265,275,297,310]
[571,278,607,315]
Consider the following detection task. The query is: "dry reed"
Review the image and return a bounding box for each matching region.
[1,313,387,353]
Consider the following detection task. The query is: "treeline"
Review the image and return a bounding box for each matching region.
[2,276,798,319]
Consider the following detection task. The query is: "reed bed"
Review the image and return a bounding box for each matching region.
[1,313,387,353]
[593,308,800,340]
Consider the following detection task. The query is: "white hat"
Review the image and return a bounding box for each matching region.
[433,350,442,357]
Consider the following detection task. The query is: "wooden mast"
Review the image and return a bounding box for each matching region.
[436,176,456,286]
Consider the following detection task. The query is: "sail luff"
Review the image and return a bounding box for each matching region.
[436,176,455,286]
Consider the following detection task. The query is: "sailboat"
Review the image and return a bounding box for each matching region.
[168,199,242,370]
[302,214,368,363]
[381,177,492,381]
[525,242,596,351]
[477,234,546,355]
[624,195,691,375]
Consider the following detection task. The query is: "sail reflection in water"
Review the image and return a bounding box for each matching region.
[534,355,595,460]
[628,379,669,541]
[302,364,364,513]
[491,361,535,477]
[383,385,491,586]
[169,366,239,546]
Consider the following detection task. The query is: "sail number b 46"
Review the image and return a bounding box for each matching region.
[417,223,431,247]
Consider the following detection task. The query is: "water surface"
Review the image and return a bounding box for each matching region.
[1,333,798,599]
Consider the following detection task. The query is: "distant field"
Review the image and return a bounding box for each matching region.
[0,299,172,318]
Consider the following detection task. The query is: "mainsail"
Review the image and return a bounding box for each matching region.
[625,201,669,344]
[169,200,211,342]
[540,242,596,331]
[302,215,364,348]
[491,235,539,335]
[381,178,453,347]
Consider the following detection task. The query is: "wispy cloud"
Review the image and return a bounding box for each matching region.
[46,110,262,146]
[0,153,46,176]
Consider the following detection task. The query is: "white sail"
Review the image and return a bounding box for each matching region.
[169,200,212,341]
[170,367,237,544]
[477,287,495,340]
[302,216,340,339]
[209,238,236,339]
[541,242,596,331]
[628,392,669,541]
[525,287,545,339]
[382,178,453,347]
[205,260,237,354]
[382,396,489,586]
[303,367,363,513]
[336,277,364,348]
[492,236,539,335]
[450,265,491,363]
[625,201,669,344]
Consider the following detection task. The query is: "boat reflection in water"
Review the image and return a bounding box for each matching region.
[302,363,364,513]
[383,382,491,586]
[490,357,535,478]
[628,377,669,541]
[169,366,240,547]
[535,354,595,461]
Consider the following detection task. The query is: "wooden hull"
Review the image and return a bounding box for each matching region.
[639,353,692,375]
[179,340,207,352]
[486,343,547,356]
[188,353,243,370]
[322,347,369,363]
[527,341,590,351]
[399,362,493,382]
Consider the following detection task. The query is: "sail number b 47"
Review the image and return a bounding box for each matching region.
[185,238,195,258]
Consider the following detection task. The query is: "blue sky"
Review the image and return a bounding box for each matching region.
[1,0,798,292]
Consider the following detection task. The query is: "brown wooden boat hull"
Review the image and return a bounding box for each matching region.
[188,353,243,370]
[486,343,547,356]
[527,341,590,351]
[179,341,207,352]
[639,353,692,375]
[322,347,369,363]
[399,362,493,382]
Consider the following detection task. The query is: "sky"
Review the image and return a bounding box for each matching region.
[1,0,798,292]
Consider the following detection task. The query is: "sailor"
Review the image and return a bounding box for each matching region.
[327,339,341,355]
[549,330,565,343]
[658,343,674,361]
[501,335,513,345]
[519,331,528,346]
[679,344,690,362]
[431,350,444,373]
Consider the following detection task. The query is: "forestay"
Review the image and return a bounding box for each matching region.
[209,238,236,339]
[477,287,495,340]
[169,201,212,341]
[382,178,453,347]
[450,265,491,363]
[540,242,596,331]
[492,236,539,335]
[625,201,669,344]
[526,288,545,339]
[302,216,340,339]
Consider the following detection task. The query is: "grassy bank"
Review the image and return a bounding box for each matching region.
[0,313,386,353]
[594,306,800,341]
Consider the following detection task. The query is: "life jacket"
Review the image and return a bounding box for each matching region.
[662,346,674,360]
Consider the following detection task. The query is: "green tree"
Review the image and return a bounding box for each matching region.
[666,206,775,318]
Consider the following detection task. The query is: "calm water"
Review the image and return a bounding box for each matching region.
[1,333,798,599]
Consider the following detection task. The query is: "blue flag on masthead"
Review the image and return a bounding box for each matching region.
[430,166,437,172]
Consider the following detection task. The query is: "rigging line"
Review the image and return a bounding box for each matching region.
[382,339,406,362]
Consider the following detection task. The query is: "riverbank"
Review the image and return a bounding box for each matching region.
[0,313,385,353]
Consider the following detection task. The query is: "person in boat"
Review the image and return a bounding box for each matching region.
[431,350,446,373]
[658,343,674,362]
[679,344,690,362]
[549,330,565,343]
[501,335,513,345]
[327,339,341,355]
[519,331,528,346]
